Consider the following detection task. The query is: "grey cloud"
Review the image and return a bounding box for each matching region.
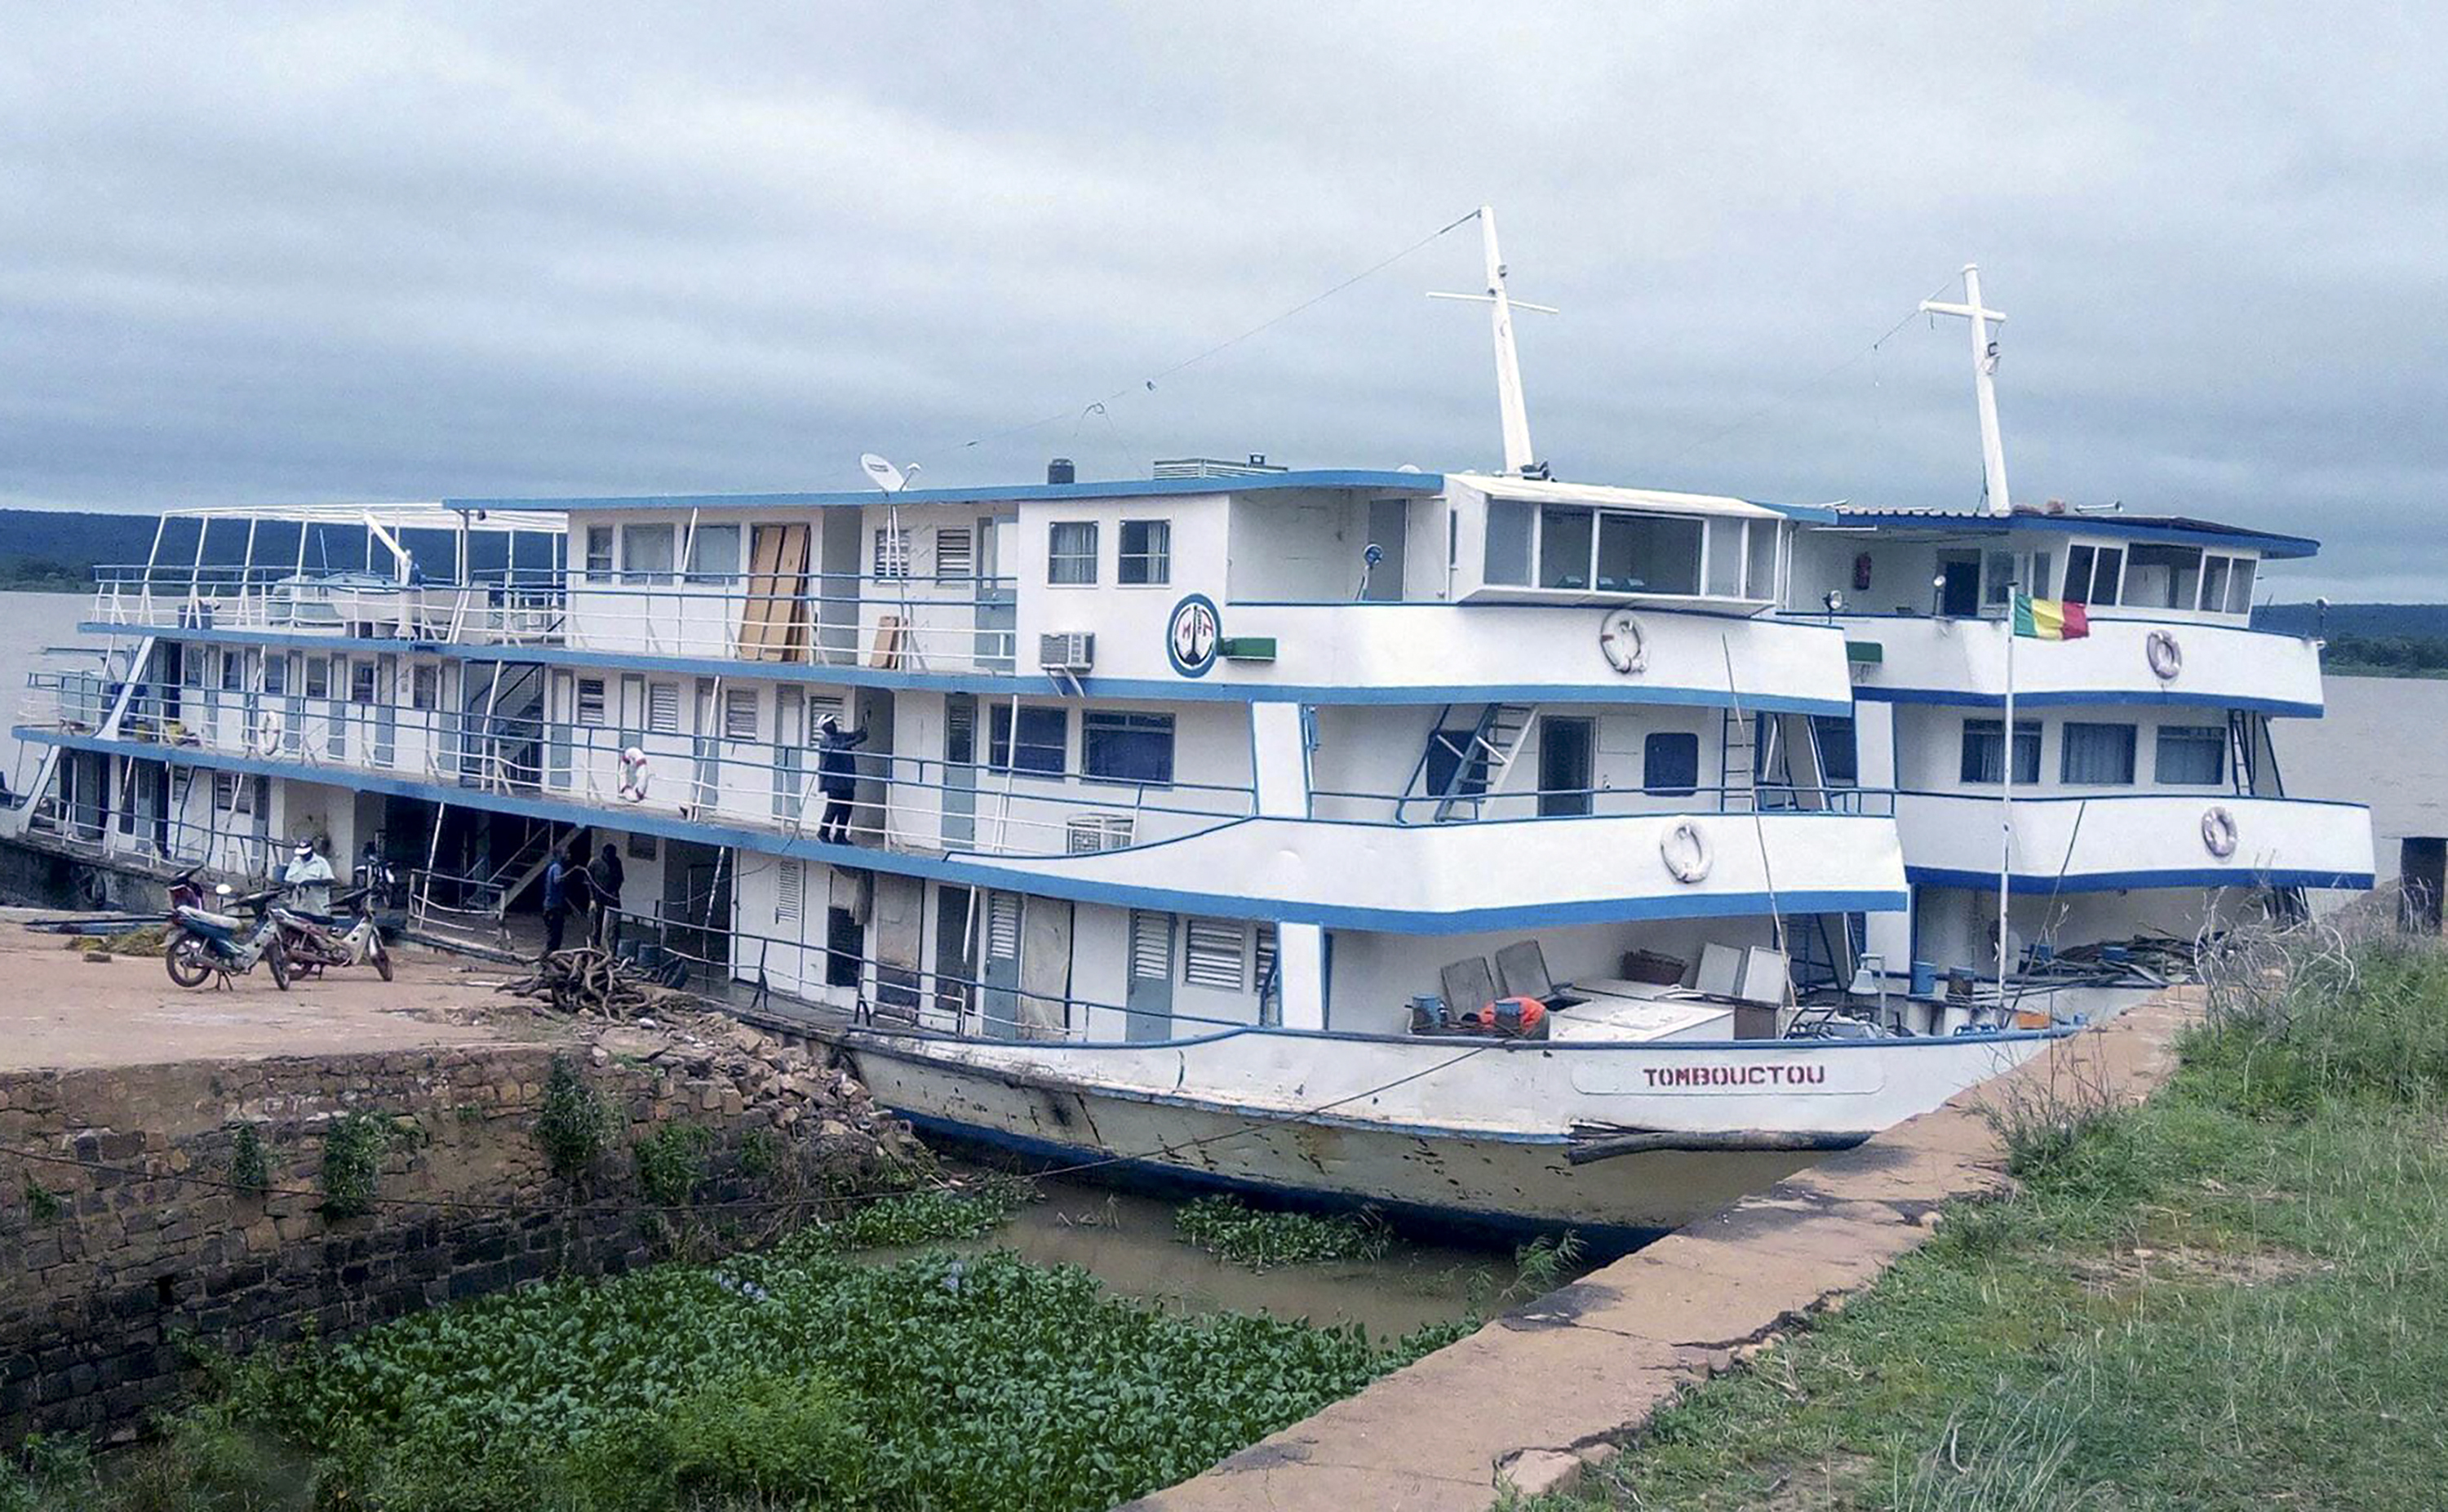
[1,2,2441,598]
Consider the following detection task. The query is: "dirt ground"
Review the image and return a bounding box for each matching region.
[0,909,554,1071]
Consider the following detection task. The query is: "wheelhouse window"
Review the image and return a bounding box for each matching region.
[2122,544,2202,610]
[1961,719,2042,785]
[2200,554,2256,614]
[686,523,741,583]
[1047,521,1098,585]
[989,705,1068,774]
[1643,731,1701,796]
[621,524,676,583]
[1118,520,1171,585]
[2061,544,2123,607]
[2060,722,2138,785]
[2153,725,2226,785]
[1537,508,1595,588]
[1080,710,1175,783]
[1594,512,1704,596]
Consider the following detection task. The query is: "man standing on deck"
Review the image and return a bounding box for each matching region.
[541,844,571,958]
[814,714,869,845]
[590,840,625,951]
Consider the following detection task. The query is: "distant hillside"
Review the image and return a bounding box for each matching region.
[2255,602,2448,679]
[2253,602,2448,639]
[0,509,162,592]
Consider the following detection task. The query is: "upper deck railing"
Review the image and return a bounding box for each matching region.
[89,565,1022,676]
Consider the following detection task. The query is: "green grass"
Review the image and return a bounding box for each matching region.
[1532,929,2448,1511]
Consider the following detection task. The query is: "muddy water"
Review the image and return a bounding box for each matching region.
[921,1179,1553,1341]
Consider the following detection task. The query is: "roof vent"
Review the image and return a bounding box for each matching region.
[1047,458,1076,485]
[1151,456,1289,480]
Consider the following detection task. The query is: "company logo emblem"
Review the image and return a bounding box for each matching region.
[1167,594,1220,678]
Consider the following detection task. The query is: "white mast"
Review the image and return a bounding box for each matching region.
[1429,206,1556,477]
[1921,265,2012,518]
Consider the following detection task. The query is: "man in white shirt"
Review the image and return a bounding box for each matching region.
[283,839,336,916]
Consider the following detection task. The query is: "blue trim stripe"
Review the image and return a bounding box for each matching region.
[100,624,1853,716]
[444,469,1447,514]
[1908,865,2375,893]
[1860,685,2323,717]
[20,728,1905,930]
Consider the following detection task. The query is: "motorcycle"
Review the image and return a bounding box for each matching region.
[164,871,291,991]
[273,884,394,981]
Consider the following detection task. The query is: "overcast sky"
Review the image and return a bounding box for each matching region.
[2,4,2440,599]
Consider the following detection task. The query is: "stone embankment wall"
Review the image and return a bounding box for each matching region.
[0,1018,915,1443]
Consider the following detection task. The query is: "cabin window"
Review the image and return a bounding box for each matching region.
[621,524,676,583]
[1810,716,1859,787]
[775,860,804,925]
[2123,544,2202,610]
[2062,544,2122,606]
[1705,518,1745,597]
[934,527,973,581]
[1982,552,2016,607]
[1961,719,2042,785]
[1538,508,1596,589]
[1643,732,1701,796]
[2154,725,2226,785]
[2228,557,2256,613]
[2200,556,2233,615]
[583,525,614,578]
[872,527,911,580]
[211,772,236,813]
[1047,521,1098,585]
[264,656,289,696]
[2060,722,2138,785]
[351,661,378,704]
[646,681,681,735]
[1746,523,1781,601]
[687,523,741,583]
[575,678,609,726]
[1081,711,1175,784]
[989,705,1068,774]
[723,689,760,742]
[1255,923,1280,1024]
[304,657,330,699]
[1118,520,1171,585]
[1182,918,1249,991]
[220,652,245,693]
[1596,512,1703,596]
[410,665,440,711]
[1483,499,1533,584]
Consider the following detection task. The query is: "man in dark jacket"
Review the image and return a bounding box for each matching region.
[540,844,572,958]
[589,841,625,950]
[814,713,869,845]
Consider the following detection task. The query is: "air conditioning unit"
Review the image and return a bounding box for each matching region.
[1065,814,1135,854]
[1038,632,1095,672]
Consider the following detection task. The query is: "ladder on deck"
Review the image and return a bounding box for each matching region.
[1398,702,1537,823]
[1718,708,1761,813]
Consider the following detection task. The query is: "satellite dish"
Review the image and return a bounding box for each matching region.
[860,454,907,494]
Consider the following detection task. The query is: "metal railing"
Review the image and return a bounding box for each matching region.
[22,679,1260,862]
[90,564,1026,675]
[1308,783,1897,824]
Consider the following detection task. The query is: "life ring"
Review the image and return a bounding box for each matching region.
[1661,819,1713,884]
[2201,805,2239,859]
[251,708,284,756]
[1598,609,1648,676]
[2146,629,2183,682]
[617,747,652,801]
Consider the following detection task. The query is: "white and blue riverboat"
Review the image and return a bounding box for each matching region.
[1,226,2369,1235]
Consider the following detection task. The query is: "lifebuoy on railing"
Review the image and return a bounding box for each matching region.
[2201,805,2239,859]
[2146,628,2184,682]
[618,746,652,801]
[1661,819,1713,884]
[251,708,283,756]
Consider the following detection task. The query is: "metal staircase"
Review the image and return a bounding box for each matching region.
[1718,709,1761,812]
[1397,702,1537,823]
[407,817,579,951]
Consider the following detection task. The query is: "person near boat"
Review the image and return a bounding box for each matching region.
[815,715,868,845]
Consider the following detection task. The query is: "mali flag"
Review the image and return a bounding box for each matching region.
[2012,592,2088,640]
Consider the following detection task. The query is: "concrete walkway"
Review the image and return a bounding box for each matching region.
[1131,989,2198,1511]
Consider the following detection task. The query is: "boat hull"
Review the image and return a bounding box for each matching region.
[832,1023,2056,1235]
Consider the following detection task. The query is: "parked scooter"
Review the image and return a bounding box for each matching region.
[273,884,393,981]
[164,870,291,991]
